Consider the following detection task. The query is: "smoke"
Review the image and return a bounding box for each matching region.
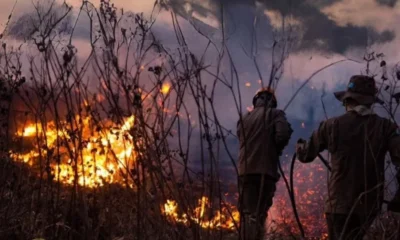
[376,0,398,7]
[158,0,400,123]
[3,0,399,130]
[163,0,397,54]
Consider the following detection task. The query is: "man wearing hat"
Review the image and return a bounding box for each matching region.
[295,75,400,239]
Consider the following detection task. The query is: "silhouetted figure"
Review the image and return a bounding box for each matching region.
[237,87,293,239]
[296,75,400,240]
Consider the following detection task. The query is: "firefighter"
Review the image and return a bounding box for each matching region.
[237,87,293,239]
[295,75,400,240]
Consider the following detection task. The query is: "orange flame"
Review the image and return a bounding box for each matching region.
[161,82,171,95]
[11,115,136,188]
[162,196,240,230]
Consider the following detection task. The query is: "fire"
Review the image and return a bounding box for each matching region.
[10,112,331,237]
[159,159,329,236]
[11,115,137,188]
[162,196,240,230]
[18,125,38,137]
[245,82,251,87]
[9,107,330,237]
[161,82,171,95]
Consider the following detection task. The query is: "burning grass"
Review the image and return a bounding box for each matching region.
[8,109,243,232]
[10,114,137,188]
[4,93,334,238]
[162,196,240,230]
[6,114,400,239]
[7,108,333,238]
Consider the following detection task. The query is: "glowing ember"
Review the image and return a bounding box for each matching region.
[265,159,329,238]
[162,196,240,230]
[161,82,171,95]
[11,115,137,188]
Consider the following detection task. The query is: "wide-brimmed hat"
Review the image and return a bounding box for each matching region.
[334,75,382,105]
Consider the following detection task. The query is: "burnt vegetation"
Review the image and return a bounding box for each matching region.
[0,0,399,239]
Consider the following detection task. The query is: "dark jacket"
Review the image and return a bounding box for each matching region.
[297,110,400,216]
[237,106,292,179]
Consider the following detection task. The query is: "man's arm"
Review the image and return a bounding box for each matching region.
[387,122,400,212]
[273,110,293,155]
[388,123,400,166]
[296,121,329,163]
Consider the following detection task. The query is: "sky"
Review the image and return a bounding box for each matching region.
[1,0,400,128]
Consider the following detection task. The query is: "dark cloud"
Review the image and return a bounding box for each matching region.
[375,0,398,7]
[6,13,38,40]
[163,0,396,54]
[272,1,394,53]
[6,2,83,40]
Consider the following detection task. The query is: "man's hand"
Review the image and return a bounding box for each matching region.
[295,138,308,162]
[296,138,307,154]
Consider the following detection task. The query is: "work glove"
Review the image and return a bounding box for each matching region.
[296,138,306,153]
[295,138,307,161]
[388,189,400,213]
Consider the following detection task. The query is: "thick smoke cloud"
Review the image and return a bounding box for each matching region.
[6,1,74,40]
[163,0,396,54]
[376,0,398,7]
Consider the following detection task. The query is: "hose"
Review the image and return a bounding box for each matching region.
[289,153,303,236]
[278,153,305,238]
[317,153,332,171]
[278,152,331,239]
